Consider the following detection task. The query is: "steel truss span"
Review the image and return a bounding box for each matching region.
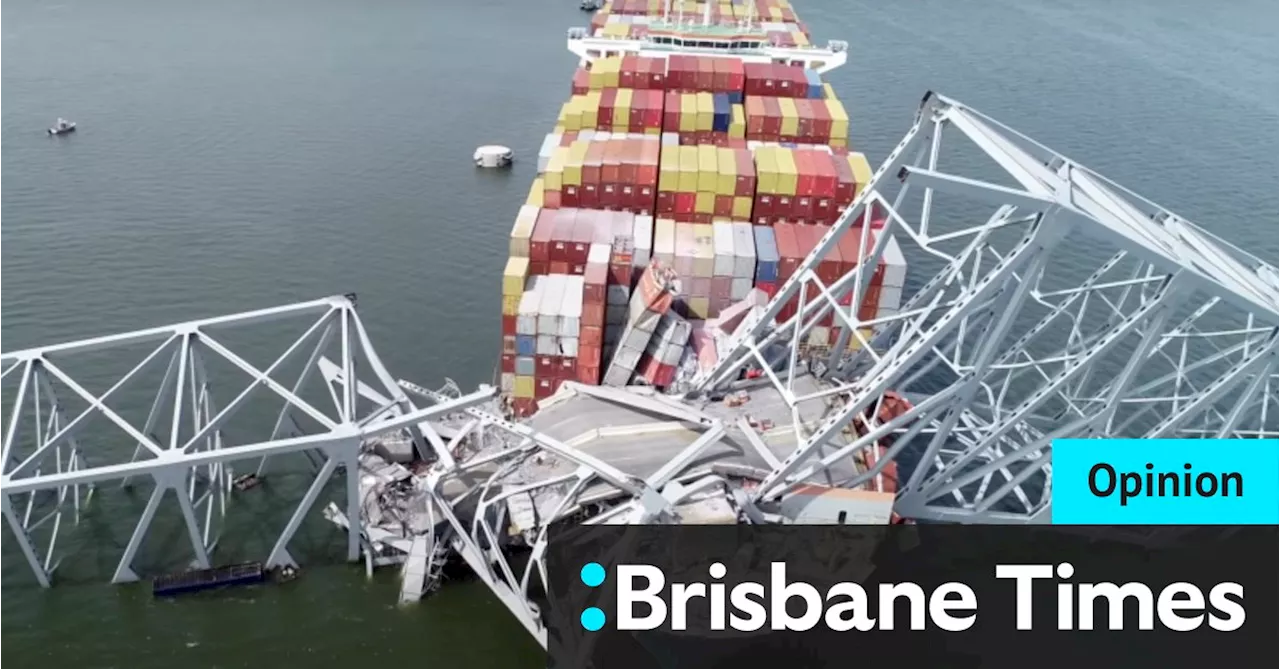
[693,91,1279,523]
[0,295,490,588]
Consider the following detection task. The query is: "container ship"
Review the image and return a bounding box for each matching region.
[497,0,909,431]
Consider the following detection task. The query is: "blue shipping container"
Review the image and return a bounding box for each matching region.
[753,225,780,283]
[712,94,732,133]
[804,70,824,99]
[515,356,536,376]
[516,335,537,357]
[727,91,744,105]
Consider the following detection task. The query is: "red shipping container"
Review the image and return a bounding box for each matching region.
[570,215,597,264]
[572,68,590,95]
[735,149,756,195]
[619,142,638,184]
[776,195,793,218]
[549,261,570,274]
[501,353,515,374]
[534,377,556,400]
[580,184,599,209]
[599,88,617,129]
[711,57,730,92]
[558,356,577,377]
[774,223,802,279]
[813,152,837,197]
[711,276,733,299]
[812,100,832,141]
[713,194,733,218]
[762,97,782,135]
[543,189,561,209]
[756,193,775,218]
[795,99,814,140]
[620,55,637,89]
[530,209,557,262]
[529,260,549,276]
[815,198,834,224]
[583,304,605,329]
[674,192,695,214]
[634,185,655,212]
[580,324,603,348]
[858,290,880,322]
[643,91,663,128]
[795,196,814,221]
[756,280,778,299]
[728,58,745,92]
[663,91,681,133]
[656,191,675,214]
[536,355,556,375]
[512,398,537,417]
[696,57,714,91]
[639,140,660,183]
[745,97,766,135]
[833,157,856,206]
[600,183,619,209]
[561,185,579,208]
[794,150,815,197]
[602,142,622,184]
[692,213,713,225]
[502,335,517,355]
[501,315,517,336]
[647,56,667,89]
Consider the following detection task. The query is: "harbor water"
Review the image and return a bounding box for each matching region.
[2,0,1276,666]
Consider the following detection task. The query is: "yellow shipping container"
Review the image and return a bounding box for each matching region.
[503,257,529,296]
[826,99,850,142]
[614,88,633,127]
[501,295,521,316]
[527,177,545,207]
[732,196,753,220]
[778,98,799,137]
[729,104,746,139]
[695,191,715,214]
[645,127,662,136]
[687,296,710,319]
[829,137,848,149]
[559,100,579,131]
[768,7,782,20]
[695,92,714,132]
[602,57,622,88]
[823,83,837,100]
[755,146,779,194]
[697,145,718,192]
[581,91,602,130]
[679,93,697,133]
[659,147,681,191]
[589,65,606,91]
[514,376,535,399]
[775,148,798,196]
[716,147,737,196]
[678,146,699,192]
[846,328,874,352]
[848,152,873,198]
[793,31,809,47]
[564,140,589,187]
[544,147,569,191]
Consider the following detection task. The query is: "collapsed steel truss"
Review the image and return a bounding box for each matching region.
[0,295,493,587]
[692,92,1280,522]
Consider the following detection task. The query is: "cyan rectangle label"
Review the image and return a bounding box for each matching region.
[1051,439,1279,525]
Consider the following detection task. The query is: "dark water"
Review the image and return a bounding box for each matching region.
[2,0,1275,666]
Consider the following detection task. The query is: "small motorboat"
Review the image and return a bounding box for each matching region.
[48,118,76,136]
[580,0,601,11]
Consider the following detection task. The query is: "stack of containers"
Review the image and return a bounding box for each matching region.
[660,91,745,146]
[580,243,610,383]
[752,225,780,298]
[634,312,693,388]
[603,262,679,386]
[657,145,755,223]
[541,138,660,213]
[744,96,847,145]
[672,222,714,319]
[512,276,546,414]
[666,55,746,101]
[605,211,637,351]
[598,89,665,134]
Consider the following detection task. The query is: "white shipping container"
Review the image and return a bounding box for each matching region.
[807,326,831,348]
[500,373,515,393]
[653,218,677,269]
[633,215,654,268]
[559,276,585,338]
[673,224,697,276]
[587,242,611,266]
[515,356,536,377]
[731,222,757,279]
[660,341,683,367]
[537,134,561,173]
[730,277,754,301]
[882,235,907,288]
[516,277,544,336]
[603,366,633,387]
[879,284,904,312]
[536,334,558,356]
[510,206,540,258]
[579,130,597,143]
[537,275,566,334]
[612,346,643,372]
[661,132,680,146]
[711,220,736,277]
[691,226,715,278]
[560,336,580,359]
[623,325,651,352]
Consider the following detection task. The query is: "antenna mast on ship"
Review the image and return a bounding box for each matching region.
[702,0,711,26]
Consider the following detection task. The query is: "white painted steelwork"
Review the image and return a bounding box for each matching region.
[690,92,1279,523]
[0,295,490,587]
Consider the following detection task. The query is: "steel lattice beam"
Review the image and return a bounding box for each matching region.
[0,295,488,586]
[691,91,1280,523]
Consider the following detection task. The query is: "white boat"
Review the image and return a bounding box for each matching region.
[48,118,76,136]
